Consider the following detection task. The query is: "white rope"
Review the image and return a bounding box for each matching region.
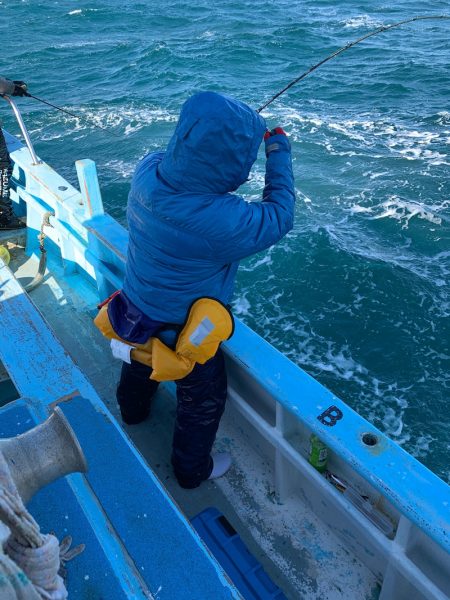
[0,487,43,549]
[0,546,41,600]
[0,453,68,600]
[6,536,67,600]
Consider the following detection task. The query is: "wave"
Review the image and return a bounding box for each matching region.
[260,105,448,169]
[67,8,99,16]
[341,15,383,29]
[102,159,135,179]
[349,196,449,228]
[28,104,178,139]
[321,222,449,293]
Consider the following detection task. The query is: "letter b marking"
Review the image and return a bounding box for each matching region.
[317,405,343,427]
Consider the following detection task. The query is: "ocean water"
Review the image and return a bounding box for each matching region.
[1,0,449,481]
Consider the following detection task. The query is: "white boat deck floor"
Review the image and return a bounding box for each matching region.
[3,241,380,600]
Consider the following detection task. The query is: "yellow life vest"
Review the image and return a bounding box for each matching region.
[94,297,234,382]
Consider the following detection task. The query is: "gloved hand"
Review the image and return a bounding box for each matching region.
[264,126,289,156]
[12,80,29,97]
[264,127,287,140]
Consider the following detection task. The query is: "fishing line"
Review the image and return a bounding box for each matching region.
[26,93,121,138]
[257,15,450,113]
[24,15,449,135]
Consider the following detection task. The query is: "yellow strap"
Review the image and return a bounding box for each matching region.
[93,297,233,382]
[147,339,195,381]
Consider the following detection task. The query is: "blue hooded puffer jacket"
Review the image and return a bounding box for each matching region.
[123,91,295,324]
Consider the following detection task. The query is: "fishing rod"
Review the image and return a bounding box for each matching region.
[26,93,121,138]
[21,15,449,133]
[257,15,450,113]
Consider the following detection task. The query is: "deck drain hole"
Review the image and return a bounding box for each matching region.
[362,433,378,446]
[58,185,68,191]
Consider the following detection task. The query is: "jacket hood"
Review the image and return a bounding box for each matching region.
[158,91,266,194]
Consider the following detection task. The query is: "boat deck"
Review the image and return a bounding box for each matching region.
[0,234,380,600]
[0,236,242,600]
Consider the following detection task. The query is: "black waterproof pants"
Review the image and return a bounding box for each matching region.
[116,349,228,488]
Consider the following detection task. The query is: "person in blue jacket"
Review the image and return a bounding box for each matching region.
[115,91,295,488]
[0,77,28,230]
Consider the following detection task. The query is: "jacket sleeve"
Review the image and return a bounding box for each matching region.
[209,134,295,263]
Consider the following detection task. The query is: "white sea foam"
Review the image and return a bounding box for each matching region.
[349,195,449,228]
[54,40,101,49]
[253,255,273,269]
[324,221,450,291]
[370,197,442,226]
[410,434,436,458]
[328,122,367,143]
[199,30,216,39]
[265,104,448,169]
[29,104,178,140]
[332,120,448,166]
[246,169,265,189]
[437,111,450,125]
[349,204,372,214]
[363,171,389,180]
[80,106,178,135]
[67,8,98,16]
[342,15,383,29]
[232,294,251,316]
[297,189,313,209]
[301,340,369,385]
[103,159,134,179]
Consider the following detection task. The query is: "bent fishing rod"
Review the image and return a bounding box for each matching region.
[257,15,450,113]
[19,14,450,132]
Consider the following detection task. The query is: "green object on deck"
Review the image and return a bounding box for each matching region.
[0,245,10,265]
[309,434,328,473]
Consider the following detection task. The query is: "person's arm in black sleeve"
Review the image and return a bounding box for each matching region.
[209,127,296,263]
[0,78,15,96]
[0,77,29,97]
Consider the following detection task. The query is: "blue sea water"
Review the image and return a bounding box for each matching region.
[1,0,449,481]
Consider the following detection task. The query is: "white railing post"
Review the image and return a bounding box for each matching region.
[75,159,111,299]
[75,159,105,218]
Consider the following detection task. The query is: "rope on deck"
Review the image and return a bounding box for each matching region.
[0,453,70,599]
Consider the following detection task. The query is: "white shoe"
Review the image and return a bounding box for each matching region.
[207,452,232,480]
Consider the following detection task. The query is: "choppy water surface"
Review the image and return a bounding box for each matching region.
[1,0,449,480]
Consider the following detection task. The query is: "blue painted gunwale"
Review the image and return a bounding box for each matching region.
[3,130,450,556]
